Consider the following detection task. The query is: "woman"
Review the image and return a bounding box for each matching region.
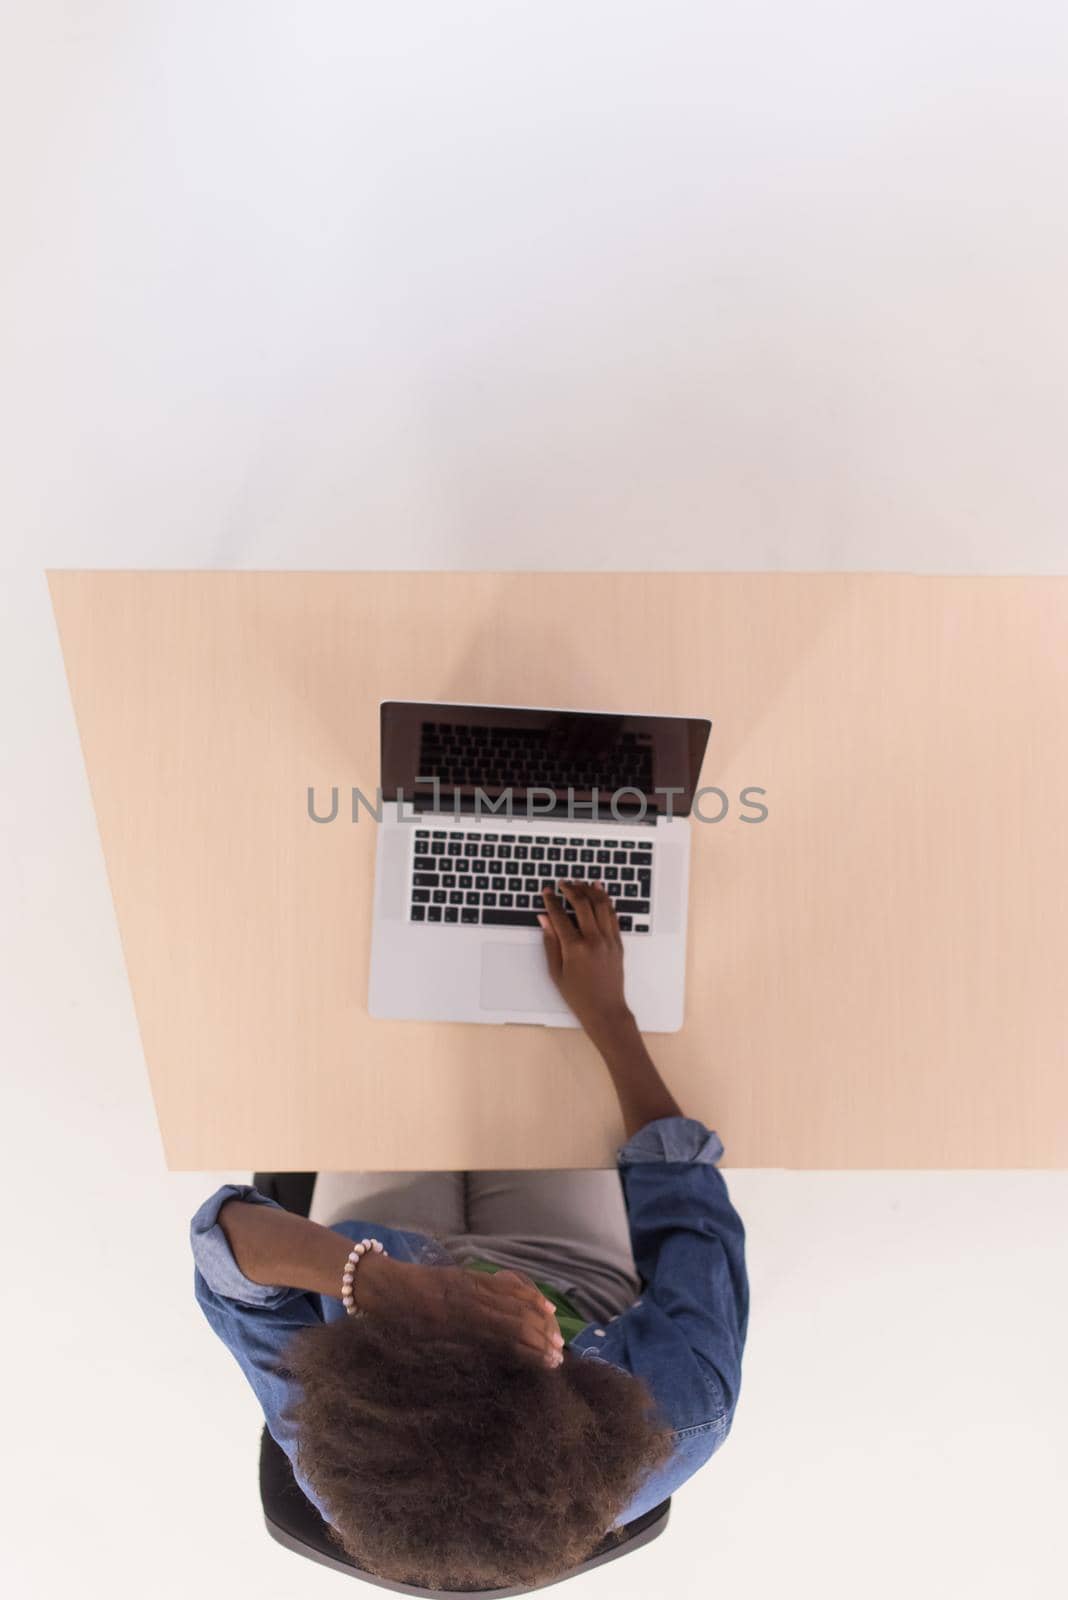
[192,882,748,1591]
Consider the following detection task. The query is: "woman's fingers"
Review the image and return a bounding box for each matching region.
[488,1272,564,1365]
[558,880,600,939]
[540,884,577,945]
[588,880,621,944]
[538,910,563,979]
[493,1269,556,1318]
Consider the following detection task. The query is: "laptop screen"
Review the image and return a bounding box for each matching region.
[380,702,711,821]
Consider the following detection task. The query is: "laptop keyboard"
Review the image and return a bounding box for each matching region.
[408,829,654,932]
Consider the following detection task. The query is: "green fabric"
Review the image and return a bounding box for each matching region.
[462,1257,590,1344]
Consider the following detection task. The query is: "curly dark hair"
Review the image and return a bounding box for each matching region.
[283,1307,676,1592]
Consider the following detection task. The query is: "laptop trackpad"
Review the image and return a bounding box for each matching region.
[479,943,570,1015]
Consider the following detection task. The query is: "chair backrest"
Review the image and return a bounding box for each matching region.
[252,1171,671,1593]
[259,1426,671,1597]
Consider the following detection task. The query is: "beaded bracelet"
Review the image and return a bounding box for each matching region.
[341,1237,388,1316]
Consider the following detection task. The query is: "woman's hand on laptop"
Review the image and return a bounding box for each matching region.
[538,881,633,1044]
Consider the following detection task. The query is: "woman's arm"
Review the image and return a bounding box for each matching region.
[218,1198,396,1309]
[537,879,685,1138]
[217,1197,564,1365]
[584,1010,683,1140]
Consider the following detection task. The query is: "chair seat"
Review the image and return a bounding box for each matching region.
[259,1425,670,1597]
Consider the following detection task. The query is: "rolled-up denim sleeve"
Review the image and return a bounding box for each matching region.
[616,1115,748,1420]
[617,1114,725,1167]
[190,1183,330,1516]
[190,1183,312,1308]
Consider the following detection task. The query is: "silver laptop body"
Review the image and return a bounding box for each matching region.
[368,701,710,1032]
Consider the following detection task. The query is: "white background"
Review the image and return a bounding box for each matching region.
[1,4,1066,1598]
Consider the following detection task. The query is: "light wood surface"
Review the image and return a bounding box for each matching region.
[48,571,1068,1170]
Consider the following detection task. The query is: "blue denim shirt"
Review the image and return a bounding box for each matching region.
[191,1115,748,1527]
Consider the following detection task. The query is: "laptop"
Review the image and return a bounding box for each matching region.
[368,701,711,1032]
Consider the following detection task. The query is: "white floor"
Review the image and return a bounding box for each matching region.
[3,4,1068,1596]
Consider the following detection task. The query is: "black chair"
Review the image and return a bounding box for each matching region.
[252,1171,672,1595]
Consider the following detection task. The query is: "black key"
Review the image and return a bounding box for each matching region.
[483,892,498,907]
[624,883,639,897]
[456,859,471,873]
[505,861,520,875]
[447,841,463,855]
[442,873,456,888]
[628,851,649,865]
[596,849,611,863]
[516,893,530,908]
[613,851,628,864]
[535,836,550,844]
[540,878,555,892]
[483,834,499,842]
[584,839,601,848]
[461,906,479,924]
[482,908,541,928]
[483,843,497,857]
[604,864,620,879]
[524,877,540,892]
[617,914,632,931]
[635,841,653,852]
[514,845,529,860]
[620,866,635,881]
[530,846,545,860]
[492,876,506,890]
[411,904,426,921]
[579,849,594,862]
[449,832,464,840]
[415,829,429,839]
[465,892,480,906]
[571,864,586,878]
[432,889,447,904]
[627,900,650,915]
[552,836,567,846]
[547,847,562,861]
[634,922,649,933]
[638,872,651,890]
[430,838,446,854]
[499,892,514,908]
[564,847,578,861]
[413,872,439,887]
[427,905,442,922]
[459,874,473,888]
[412,889,430,904]
[444,906,459,923]
[449,891,464,905]
[497,843,512,859]
[475,875,489,889]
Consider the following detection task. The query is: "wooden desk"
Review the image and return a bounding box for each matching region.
[49,572,1068,1170]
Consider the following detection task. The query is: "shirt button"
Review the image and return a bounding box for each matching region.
[594,1329,606,1337]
